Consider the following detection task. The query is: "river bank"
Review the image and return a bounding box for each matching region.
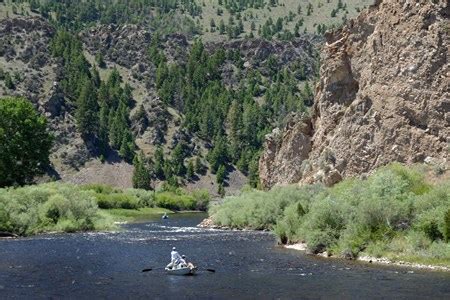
[206,164,450,273]
[0,182,210,237]
[199,217,450,272]
[284,243,450,272]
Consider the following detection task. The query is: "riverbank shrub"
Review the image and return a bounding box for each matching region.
[0,182,210,236]
[211,164,450,263]
[210,184,324,229]
[155,188,210,211]
[0,183,108,235]
[95,193,140,209]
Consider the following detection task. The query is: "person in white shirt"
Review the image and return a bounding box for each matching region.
[167,247,182,269]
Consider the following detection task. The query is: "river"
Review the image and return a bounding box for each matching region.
[0,213,449,299]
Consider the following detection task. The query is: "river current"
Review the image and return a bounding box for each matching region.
[0,213,449,299]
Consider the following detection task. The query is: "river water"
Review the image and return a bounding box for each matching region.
[0,213,449,299]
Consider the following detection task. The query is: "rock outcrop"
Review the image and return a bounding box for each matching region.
[260,0,449,188]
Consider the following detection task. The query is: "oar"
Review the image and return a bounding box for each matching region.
[142,267,165,272]
[142,268,153,272]
[205,268,215,273]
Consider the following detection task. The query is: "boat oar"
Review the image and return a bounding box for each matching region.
[205,268,215,273]
[142,267,165,272]
[142,268,153,272]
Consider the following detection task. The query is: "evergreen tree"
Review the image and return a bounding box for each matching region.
[218,184,225,197]
[194,156,203,174]
[75,78,99,137]
[95,52,106,68]
[216,164,226,185]
[207,136,229,173]
[171,143,186,176]
[98,100,110,154]
[186,159,195,179]
[4,73,15,90]
[219,19,225,34]
[132,152,151,190]
[119,130,135,162]
[248,154,260,188]
[154,147,165,178]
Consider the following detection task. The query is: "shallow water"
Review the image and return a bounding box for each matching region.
[1,213,449,299]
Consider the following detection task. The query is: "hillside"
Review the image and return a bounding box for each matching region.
[9,0,437,196]
[0,11,319,194]
[0,0,374,39]
[259,0,449,188]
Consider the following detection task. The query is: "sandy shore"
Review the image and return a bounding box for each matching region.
[284,243,450,272]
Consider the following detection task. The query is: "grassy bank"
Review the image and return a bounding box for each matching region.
[210,164,450,266]
[0,183,210,236]
[100,207,172,223]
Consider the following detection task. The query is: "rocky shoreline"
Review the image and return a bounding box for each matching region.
[0,232,18,239]
[286,243,450,272]
[199,218,449,272]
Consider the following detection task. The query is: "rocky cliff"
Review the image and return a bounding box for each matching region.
[260,0,449,188]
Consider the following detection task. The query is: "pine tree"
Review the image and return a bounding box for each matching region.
[219,19,225,34]
[163,160,173,180]
[171,143,186,176]
[119,130,135,162]
[75,78,99,137]
[248,154,260,188]
[186,160,195,179]
[154,147,165,178]
[207,136,229,173]
[95,52,106,68]
[132,152,151,190]
[216,164,226,185]
[218,184,225,197]
[4,73,14,90]
[98,100,110,154]
[194,156,203,174]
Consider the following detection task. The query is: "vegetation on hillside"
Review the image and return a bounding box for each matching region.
[0,97,53,187]
[50,31,136,161]
[210,164,450,265]
[5,0,372,39]
[145,37,316,190]
[47,29,317,190]
[0,0,369,190]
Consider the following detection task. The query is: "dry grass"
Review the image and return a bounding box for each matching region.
[196,0,374,41]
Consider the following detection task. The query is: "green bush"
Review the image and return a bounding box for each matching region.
[191,189,211,211]
[211,163,450,262]
[155,192,196,211]
[0,183,105,236]
[124,188,155,207]
[80,184,119,194]
[211,184,324,229]
[152,188,210,211]
[95,193,140,209]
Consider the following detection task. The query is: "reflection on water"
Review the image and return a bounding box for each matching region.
[1,213,449,299]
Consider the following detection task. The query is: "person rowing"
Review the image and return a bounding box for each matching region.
[166,247,182,269]
[179,255,195,269]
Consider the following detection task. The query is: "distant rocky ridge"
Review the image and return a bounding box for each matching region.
[260,0,449,188]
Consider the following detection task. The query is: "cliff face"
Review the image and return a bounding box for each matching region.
[260,0,449,188]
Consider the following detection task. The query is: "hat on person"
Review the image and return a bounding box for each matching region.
[182,255,186,258]
[172,247,176,250]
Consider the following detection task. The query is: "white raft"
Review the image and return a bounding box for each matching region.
[165,266,197,275]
